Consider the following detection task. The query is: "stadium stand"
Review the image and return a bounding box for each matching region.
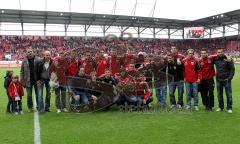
[0,35,240,61]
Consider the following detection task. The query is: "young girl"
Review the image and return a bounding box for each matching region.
[8,75,24,115]
[4,70,13,114]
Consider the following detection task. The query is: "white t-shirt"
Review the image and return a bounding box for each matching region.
[44,61,50,70]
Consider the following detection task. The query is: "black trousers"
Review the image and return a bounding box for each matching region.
[6,95,13,113]
[13,100,22,112]
[198,78,215,109]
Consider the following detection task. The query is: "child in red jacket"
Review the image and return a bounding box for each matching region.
[8,75,24,115]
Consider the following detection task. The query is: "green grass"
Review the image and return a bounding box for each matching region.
[0,68,33,144]
[1,66,240,144]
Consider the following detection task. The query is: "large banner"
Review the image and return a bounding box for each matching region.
[184,27,204,39]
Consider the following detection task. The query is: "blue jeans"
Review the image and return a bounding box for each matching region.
[125,96,138,105]
[26,83,38,109]
[136,96,153,106]
[185,82,198,107]
[72,91,89,106]
[169,81,184,106]
[156,86,167,106]
[115,95,125,106]
[216,80,233,110]
[38,80,51,112]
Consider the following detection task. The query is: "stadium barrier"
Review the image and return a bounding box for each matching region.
[233,58,240,62]
[0,59,239,68]
[0,61,22,68]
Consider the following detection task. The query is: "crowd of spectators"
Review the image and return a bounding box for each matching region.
[1,35,240,61]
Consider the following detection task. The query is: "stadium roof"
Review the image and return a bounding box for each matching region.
[192,9,240,28]
[0,9,189,29]
[1,9,240,29]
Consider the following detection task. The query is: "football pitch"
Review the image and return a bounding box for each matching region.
[0,65,240,144]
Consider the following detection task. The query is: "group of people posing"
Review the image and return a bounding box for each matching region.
[4,45,235,114]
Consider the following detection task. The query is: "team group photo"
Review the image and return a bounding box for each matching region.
[0,0,240,144]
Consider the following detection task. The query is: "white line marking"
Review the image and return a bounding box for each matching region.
[34,94,41,144]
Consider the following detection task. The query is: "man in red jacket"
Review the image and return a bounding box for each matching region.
[183,49,202,111]
[50,53,70,113]
[65,58,80,77]
[124,48,136,68]
[82,51,96,75]
[109,49,123,76]
[96,50,109,77]
[198,48,215,111]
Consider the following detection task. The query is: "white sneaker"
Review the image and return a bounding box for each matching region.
[194,106,199,111]
[148,104,152,108]
[62,108,68,113]
[216,108,223,112]
[57,109,61,113]
[170,104,176,109]
[227,110,233,113]
[177,104,182,109]
[14,112,18,115]
[19,111,24,115]
[185,105,191,110]
[28,109,33,113]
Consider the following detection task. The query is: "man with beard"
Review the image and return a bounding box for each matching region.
[20,47,40,112]
[214,48,235,113]
[167,54,184,109]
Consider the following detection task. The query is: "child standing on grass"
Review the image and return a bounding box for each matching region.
[4,70,13,114]
[8,75,24,115]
